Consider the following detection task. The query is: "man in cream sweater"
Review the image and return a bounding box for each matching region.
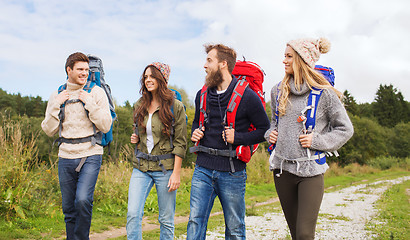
[41,52,112,239]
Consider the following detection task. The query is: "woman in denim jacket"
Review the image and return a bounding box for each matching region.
[127,62,187,240]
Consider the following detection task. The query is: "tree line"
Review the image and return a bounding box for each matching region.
[0,83,408,167]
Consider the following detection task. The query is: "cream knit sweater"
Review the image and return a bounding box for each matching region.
[41,81,112,159]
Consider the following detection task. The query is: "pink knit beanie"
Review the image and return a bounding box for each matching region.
[287,37,331,68]
[150,62,171,82]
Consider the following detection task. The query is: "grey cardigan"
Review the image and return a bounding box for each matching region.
[265,79,354,177]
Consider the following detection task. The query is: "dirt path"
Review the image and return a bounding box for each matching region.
[188,176,410,240]
[89,198,279,239]
[90,176,409,239]
[89,215,192,239]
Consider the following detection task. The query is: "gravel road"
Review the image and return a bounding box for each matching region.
[91,176,409,239]
[178,176,409,240]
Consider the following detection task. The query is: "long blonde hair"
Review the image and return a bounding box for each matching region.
[277,46,343,116]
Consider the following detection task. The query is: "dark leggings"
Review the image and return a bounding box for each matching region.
[274,169,324,240]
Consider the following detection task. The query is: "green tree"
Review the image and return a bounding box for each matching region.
[265,100,272,121]
[373,84,409,128]
[331,114,390,166]
[0,88,47,118]
[106,105,134,162]
[183,106,196,168]
[124,100,133,111]
[389,122,410,158]
[343,90,359,116]
[356,102,374,119]
[168,84,193,108]
[0,90,17,116]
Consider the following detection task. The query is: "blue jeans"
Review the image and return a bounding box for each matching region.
[58,155,102,240]
[127,168,176,240]
[186,166,247,240]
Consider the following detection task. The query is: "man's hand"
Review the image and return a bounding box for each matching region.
[191,126,205,142]
[56,90,69,105]
[222,127,235,144]
[78,90,91,104]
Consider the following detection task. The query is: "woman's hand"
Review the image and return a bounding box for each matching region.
[269,130,278,145]
[299,133,313,148]
[167,171,181,192]
[130,133,139,144]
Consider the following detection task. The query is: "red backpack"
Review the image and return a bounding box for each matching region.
[232,60,266,109]
[231,60,266,156]
[190,60,266,172]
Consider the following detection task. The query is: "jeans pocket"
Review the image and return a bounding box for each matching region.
[229,169,247,180]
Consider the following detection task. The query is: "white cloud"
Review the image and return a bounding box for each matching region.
[0,0,409,105]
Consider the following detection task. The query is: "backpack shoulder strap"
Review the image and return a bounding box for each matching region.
[274,81,282,127]
[58,83,67,94]
[169,98,183,149]
[306,87,332,165]
[225,79,248,173]
[305,87,324,130]
[194,85,209,147]
[83,78,96,93]
[268,81,282,154]
[226,79,248,129]
[198,84,208,129]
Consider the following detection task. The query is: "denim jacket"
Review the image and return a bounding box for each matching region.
[132,99,187,172]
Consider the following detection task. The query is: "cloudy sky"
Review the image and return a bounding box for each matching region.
[0,0,409,106]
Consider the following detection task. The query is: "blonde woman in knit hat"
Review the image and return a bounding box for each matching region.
[127,62,187,240]
[264,38,353,240]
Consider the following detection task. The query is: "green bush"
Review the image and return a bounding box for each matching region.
[332,114,390,166]
[0,117,60,220]
[94,147,133,217]
[367,156,409,170]
[389,122,410,158]
[246,146,273,184]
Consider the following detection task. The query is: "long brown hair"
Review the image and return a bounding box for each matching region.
[133,65,174,136]
[277,46,343,116]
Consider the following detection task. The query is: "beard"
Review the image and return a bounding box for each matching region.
[205,68,223,88]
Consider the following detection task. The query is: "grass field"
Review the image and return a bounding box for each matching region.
[0,119,408,239]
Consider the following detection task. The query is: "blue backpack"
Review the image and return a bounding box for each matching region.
[268,65,337,164]
[55,55,116,150]
[314,65,335,86]
[170,88,188,124]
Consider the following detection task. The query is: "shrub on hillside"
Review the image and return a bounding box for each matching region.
[0,117,60,220]
[367,156,409,170]
[246,146,273,184]
[389,122,410,158]
[331,114,390,166]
